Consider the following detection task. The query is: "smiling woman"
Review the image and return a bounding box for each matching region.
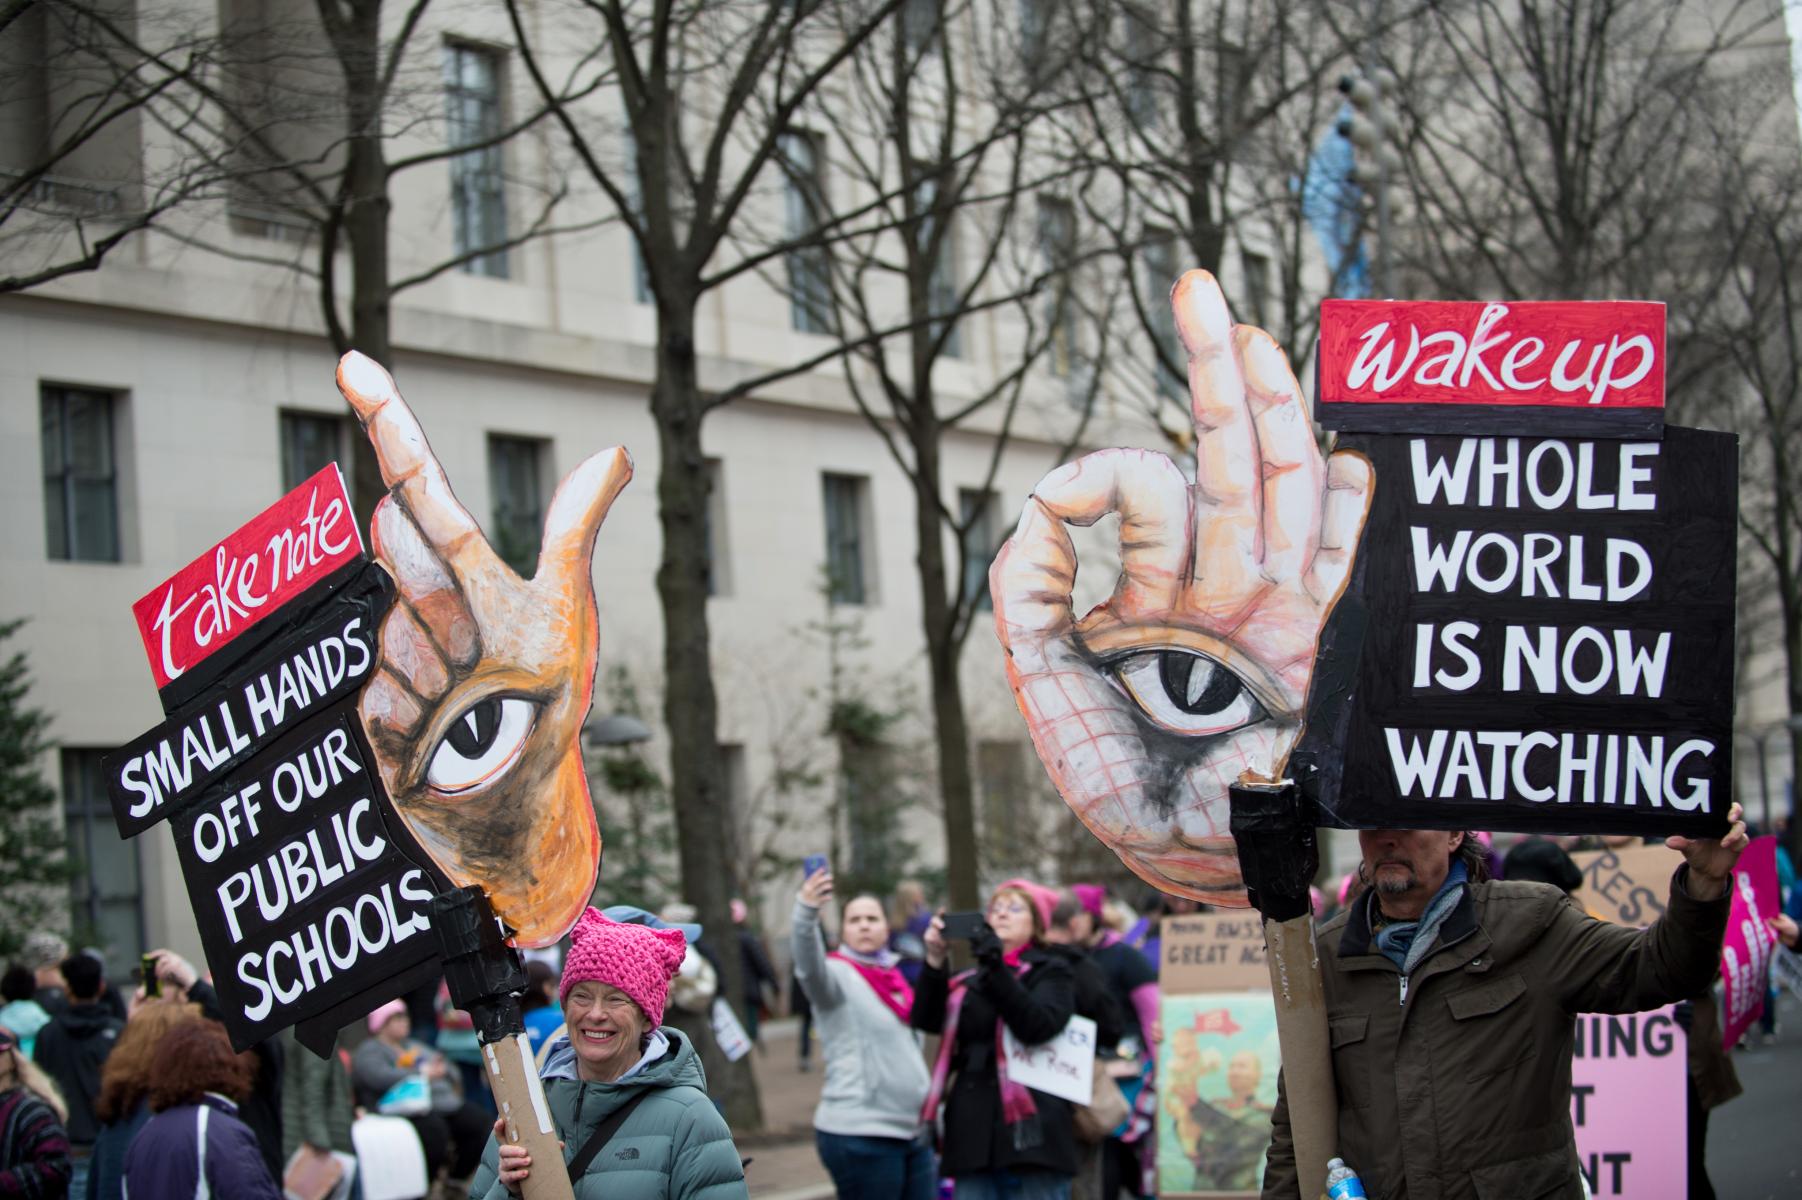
[469,910,748,1199]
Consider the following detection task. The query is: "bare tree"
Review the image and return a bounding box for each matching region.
[502,0,910,1130]
[737,0,1112,908]
[1683,91,1802,866]
[1064,0,1367,449]
[1385,0,1776,301]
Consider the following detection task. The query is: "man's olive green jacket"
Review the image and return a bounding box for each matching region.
[1261,868,1727,1200]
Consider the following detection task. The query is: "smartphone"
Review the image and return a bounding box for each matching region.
[803,854,829,879]
[941,911,987,941]
[141,953,160,999]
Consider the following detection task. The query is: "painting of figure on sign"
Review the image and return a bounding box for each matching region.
[334,353,632,947]
[989,270,1374,906]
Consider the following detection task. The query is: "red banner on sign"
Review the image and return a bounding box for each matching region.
[1316,300,1665,437]
[131,465,363,690]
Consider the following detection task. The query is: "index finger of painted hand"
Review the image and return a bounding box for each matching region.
[1173,271,1258,522]
[1235,327,1325,583]
[991,450,1189,643]
[537,447,634,586]
[336,352,486,561]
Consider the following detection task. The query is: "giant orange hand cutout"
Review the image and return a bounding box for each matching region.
[991,271,1373,905]
[335,352,632,946]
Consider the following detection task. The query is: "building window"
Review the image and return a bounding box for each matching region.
[1018,0,1051,71]
[704,458,731,597]
[822,472,872,605]
[40,385,120,563]
[902,0,940,53]
[959,488,998,610]
[1141,227,1184,394]
[488,435,545,577]
[1038,197,1077,376]
[280,411,345,493]
[915,168,961,358]
[445,43,508,278]
[1124,10,1160,128]
[62,749,143,975]
[1241,248,1271,326]
[780,131,832,334]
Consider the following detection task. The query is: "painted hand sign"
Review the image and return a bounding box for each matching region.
[990,271,1373,906]
[334,352,632,947]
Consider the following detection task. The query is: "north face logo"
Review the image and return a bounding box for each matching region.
[615,1148,640,1161]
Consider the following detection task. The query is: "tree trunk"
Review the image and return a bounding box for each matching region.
[909,421,981,910]
[652,303,763,1132]
[337,0,391,525]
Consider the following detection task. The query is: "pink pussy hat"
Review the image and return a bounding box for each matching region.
[367,998,407,1034]
[1070,884,1106,919]
[560,907,688,1027]
[995,878,1059,932]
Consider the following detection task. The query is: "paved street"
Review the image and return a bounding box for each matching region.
[741,1020,832,1198]
[1706,991,1802,1199]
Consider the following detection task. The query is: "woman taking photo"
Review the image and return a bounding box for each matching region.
[913,880,1077,1200]
[0,1021,71,1196]
[121,1020,281,1199]
[792,866,933,1200]
[471,908,747,1198]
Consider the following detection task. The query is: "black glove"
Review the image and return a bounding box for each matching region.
[970,923,1005,970]
[1672,999,1695,1033]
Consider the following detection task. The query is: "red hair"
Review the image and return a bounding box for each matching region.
[147,1020,255,1113]
[95,1000,203,1122]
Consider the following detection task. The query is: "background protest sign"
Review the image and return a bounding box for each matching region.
[1720,835,1780,1048]
[1298,425,1737,840]
[1158,917,1277,1198]
[1316,300,1666,438]
[1159,914,1271,994]
[1569,1005,1687,1197]
[1564,846,1693,1195]
[1003,1014,1097,1105]
[104,468,443,1051]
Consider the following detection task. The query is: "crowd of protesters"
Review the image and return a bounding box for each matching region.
[1,814,1795,1200]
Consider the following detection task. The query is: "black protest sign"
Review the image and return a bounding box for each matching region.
[105,470,443,1050]
[1298,425,1737,839]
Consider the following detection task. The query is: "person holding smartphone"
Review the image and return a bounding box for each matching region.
[913,880,1077,1200]
[793,861,935,1200]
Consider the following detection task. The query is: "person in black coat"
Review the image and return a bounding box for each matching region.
[913,879,1077,1198]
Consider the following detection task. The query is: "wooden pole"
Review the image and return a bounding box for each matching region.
[1229,779,1337,1200]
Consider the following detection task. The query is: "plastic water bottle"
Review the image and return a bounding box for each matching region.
[1325,1157,1367,1199]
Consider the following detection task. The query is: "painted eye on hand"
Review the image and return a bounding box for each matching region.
[426,697,537,793]
[1109,649,1266,737]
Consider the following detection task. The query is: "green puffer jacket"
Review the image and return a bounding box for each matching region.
[468,1028,746,1200]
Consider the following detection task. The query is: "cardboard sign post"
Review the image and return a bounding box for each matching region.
[104,469,443,1050]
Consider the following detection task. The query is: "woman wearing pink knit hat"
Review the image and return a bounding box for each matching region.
[469,908,747,1198]
[913,878,1078,1199]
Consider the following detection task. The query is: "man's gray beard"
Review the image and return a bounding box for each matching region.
[1374,872,1416,896]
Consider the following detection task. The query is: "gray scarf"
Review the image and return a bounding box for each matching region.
[1372,860,1469,975]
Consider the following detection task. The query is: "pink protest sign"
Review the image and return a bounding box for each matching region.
[1719,834,1780,1048]
[1569,1006,1687,1197]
